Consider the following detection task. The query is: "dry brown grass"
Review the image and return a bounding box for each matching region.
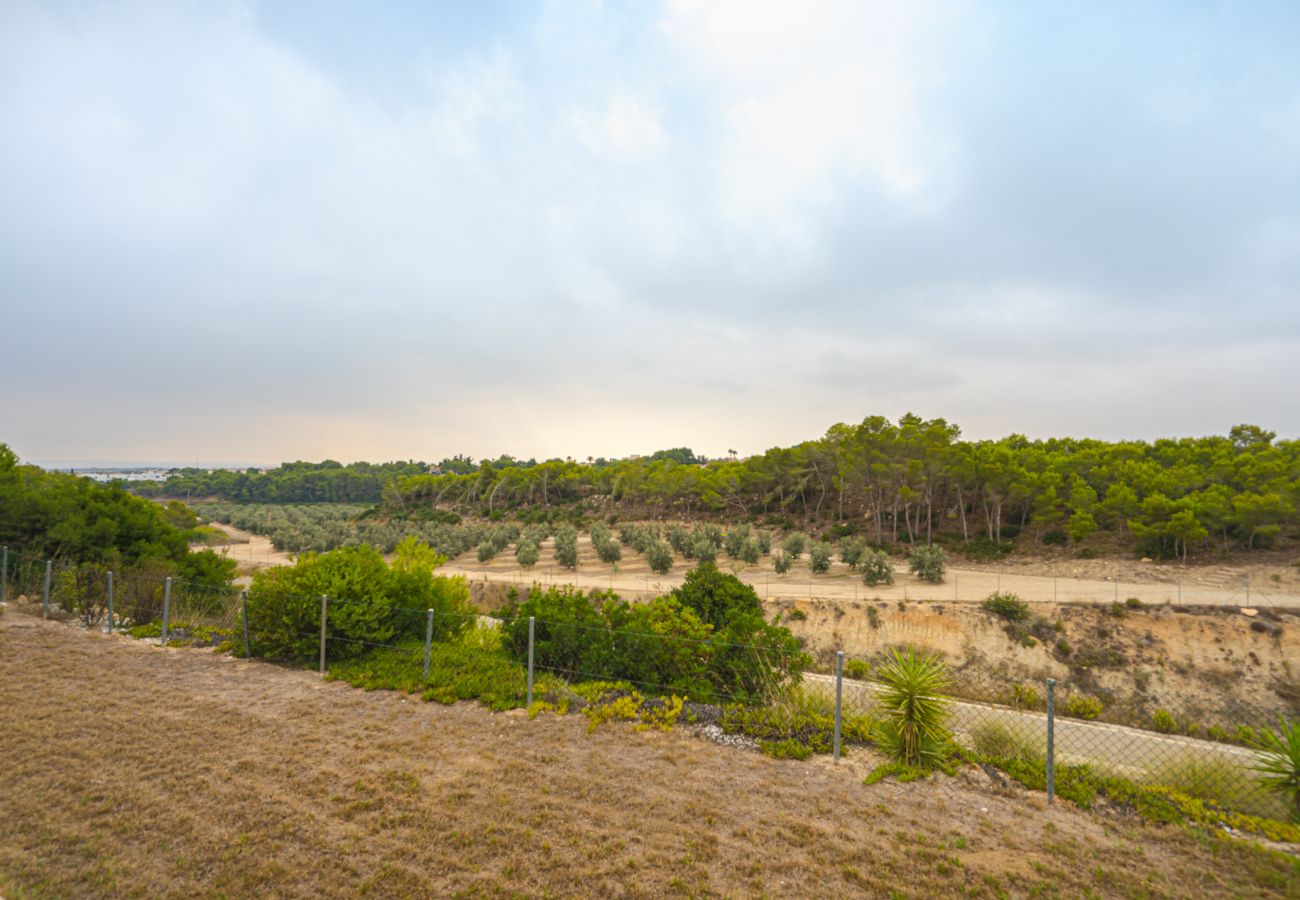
[0,610,1296,898]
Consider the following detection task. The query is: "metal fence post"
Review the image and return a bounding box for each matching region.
[106,571,114,633]
[423,609,434,680]
[1053,576,1057,603]
[1045,678,1056,804]
[161,577,172,644]
[833,651,844,764]
[527,615,535,707]
[241,590,250,657]
[43,559,52,618]
[954,573,958,602]
[1,545,7,603]
[319,594,328,674]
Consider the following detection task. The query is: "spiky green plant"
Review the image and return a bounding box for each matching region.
[1248,717,1300,822]
[873,646,953,769]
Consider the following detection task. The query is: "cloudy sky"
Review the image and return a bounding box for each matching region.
[2,1,1298,466]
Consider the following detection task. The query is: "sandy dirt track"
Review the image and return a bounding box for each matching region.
[2,611,1296,898]
[441,533,1300,609]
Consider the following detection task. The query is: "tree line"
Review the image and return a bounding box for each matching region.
[387,417,1297,559]
[0,443,234,584]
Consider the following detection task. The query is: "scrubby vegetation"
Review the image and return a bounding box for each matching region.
[358,416,1300,560]
[0,444,236,605]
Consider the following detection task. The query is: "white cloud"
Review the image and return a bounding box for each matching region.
[662,0,949,234]
[565,90,667,161]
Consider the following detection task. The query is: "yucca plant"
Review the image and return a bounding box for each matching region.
[1248,717,1300,822]
[874,646,953,769]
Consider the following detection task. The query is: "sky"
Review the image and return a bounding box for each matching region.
[2,0,1298,466]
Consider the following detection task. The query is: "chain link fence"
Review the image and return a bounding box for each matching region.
[2,542,1293,833]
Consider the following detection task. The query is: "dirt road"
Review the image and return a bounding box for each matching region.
[443,535,1300,609]
[2,611,1296,897]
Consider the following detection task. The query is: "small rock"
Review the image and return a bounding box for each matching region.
[1241,608,1258,617]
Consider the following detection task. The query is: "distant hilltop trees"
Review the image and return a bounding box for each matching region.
[127,415,1299,559]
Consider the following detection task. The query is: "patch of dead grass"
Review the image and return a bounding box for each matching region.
[0,612,1296,898]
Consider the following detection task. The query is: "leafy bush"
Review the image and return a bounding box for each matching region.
[477,541,496,562]
[958,537,1015,562]
[843,658,871,680]
[724,526,750,559]
[516,541,539,568]
[969,721,1036,760]
[1062,693,1104,720]
[498,564,807,704]
[839,538,865,570]
[781,533,807,559]
[245,539,469,662]
[908,545,946,583]
[645,540,673,575]
[554,525,578,569]
[670,563,807,702]
[860,550,894,586]
[1152,709,1178,733]
[981,592,1029,622]
[773,551,792,574]
[1042,529,1068,546]
[808,541,833,574]
[873,646,952,769]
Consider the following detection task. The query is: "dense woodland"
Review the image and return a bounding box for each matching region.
[384,417,1298,560]
[0,443,234,583]
[137,416,1300,559]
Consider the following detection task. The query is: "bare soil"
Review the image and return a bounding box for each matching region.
[442,533,1300,609]
[1,610,1297,898]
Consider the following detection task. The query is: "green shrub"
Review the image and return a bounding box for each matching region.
[839,538,865,570]
[782,533,807,559]
[843,659,871,680]
[596,537,622,566]
[969,721,1036,759]
[808,541,833,574]
[739,537,761,565]
[1062,693,1104,720]
[1010,683,1042,710]
[477,541,496,562]
[860,549,894,586]
[873,646,952,769]
[1152,709,1178,733]
[908,545,946,583]
[959,538,1015,561]
[981,592,1029,622]
[245,539,469,663]
[645,540,673,575]
[1042,529,1068,546]
[1077,547,1098,559]
[773,551,792,574]
[755,531,772,555]
[785,608,807,621]
[516,541,539,568]
[554,525,579,569]
[1125,596,1143,609]
[724,526,750,559]
[498,564,806,704]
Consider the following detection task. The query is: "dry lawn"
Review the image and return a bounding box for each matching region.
[0,610,1296,898]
